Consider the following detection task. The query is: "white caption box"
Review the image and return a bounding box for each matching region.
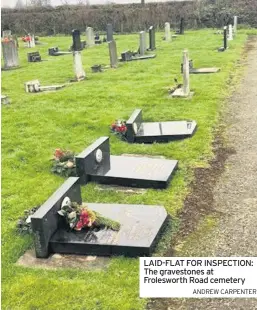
[140,257,257,298]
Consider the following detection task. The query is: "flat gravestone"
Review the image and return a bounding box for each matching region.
[48,47,72,56]
[76,137,178,189]
[126,109,197,143]
[119,50,156,62]
[31,177,168,258]
[189,68,220,74]
[27,51,41,62]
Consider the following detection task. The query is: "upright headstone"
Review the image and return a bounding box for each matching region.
[233,16,238,35]
[224,26,228,50]
[2,30,12,38]
[86,27,95,47]
[72,29,85,81]
[106,24,113,42]
[182,49,190,96]
[148,26,156,50]
[27,34,36,48]
[180,18,185,35]
[108,40,118,68]
[228,24,233,41]
[1,39,19,70]
[139,31,146,56]
[165,22,171,42]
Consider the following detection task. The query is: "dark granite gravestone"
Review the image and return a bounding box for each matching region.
[148,26,156,51]
[72,29,82,51]
[218,27,228,52]
[106,24,113,42]
[126,109,197,143]
[27,51,41,62]
[181,60,220,74]
[31,177,168,258]
[75,137,178,189]
[48,47,72,56]
[119,50,156,62]
[180,18,185,35]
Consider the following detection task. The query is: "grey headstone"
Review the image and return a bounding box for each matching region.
[1,40,19,69]
[2,30,11,38]
[108,40,118,68]
[139,31,146,56]
[73,51,85,81]
[106,24,113,42]
[86,27,95,47]
[164,22,171,42]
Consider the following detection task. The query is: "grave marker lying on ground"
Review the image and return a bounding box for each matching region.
[31,177,168,258]
[27,51,42,62]
[1,95,10,105]
[170,50,194,98]
[76,137,178,189]
[48,47,72,56]
[25,80,65,93]
[125,109,197,143]
[181,59,220,74]
[1,37,19,70]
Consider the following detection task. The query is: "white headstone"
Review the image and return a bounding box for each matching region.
[2,30,12,38]
[228,24,233,41]
[86,27,95,47]
[73,51,86,81]
[139,31,146,56]
[27,34,36,48]
[233,16,238,35]
[165,22,171,42]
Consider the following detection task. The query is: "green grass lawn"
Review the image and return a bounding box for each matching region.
[1,29,254,310]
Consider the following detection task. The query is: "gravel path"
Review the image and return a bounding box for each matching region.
[148,37,257,310]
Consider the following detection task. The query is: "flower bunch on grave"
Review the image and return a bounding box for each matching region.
[110,120,127,140]
[51,148,76,177]
[59,197,120,231]
[16,206,40,234]
[21,35,31,42]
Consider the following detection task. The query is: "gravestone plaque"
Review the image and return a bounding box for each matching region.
[27,51,41,62]
[148,26,156,51]
[126,109,197,143]
[109,40,118,68]
[86,27,95,47]
[76,137,178,188]
[164,22,171,42]
[106,24,113,42]
[31,177,168,258]
[1,39,19,70]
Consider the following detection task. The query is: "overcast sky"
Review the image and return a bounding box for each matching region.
[1,0,181,8]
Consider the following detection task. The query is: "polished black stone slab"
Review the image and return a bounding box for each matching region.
[126,109,197,143]
[27,51,41,62]
[75,137,178,188]
[50,202,168,257]
[31,177,168,258]
[71,29,82,51]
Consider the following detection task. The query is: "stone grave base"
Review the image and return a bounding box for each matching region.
[170,88,194,98]
[16,249,110,270]
[190,68,220,74]
[119,54,156,62]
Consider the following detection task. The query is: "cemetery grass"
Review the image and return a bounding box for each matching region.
[2,29,255,310]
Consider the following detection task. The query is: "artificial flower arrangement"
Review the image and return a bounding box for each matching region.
[51,148,76,177]
[110,120,127,140]
[58,197,120,231]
